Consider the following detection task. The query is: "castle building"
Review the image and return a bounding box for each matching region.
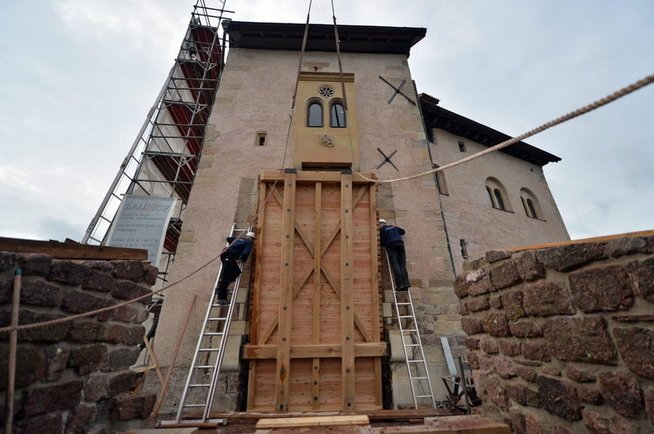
[85,9,568,418]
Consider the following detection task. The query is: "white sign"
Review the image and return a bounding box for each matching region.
[106,195,176,264]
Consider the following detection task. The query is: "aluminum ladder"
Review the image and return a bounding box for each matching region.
[384,250,437,408]
[168,223,251,424]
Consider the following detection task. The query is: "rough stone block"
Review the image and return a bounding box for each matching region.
[111,280,152,304]
[104,347,141,372]
[144,265,159,286]
[453,274,470,299]
[461,317,483,336]
[108,370,140,395]
[481,375,509,409]
[23,379,83,417]
[0,251,17,272]
[605,236,649,257]
[537,376,582,421]
[108,393,156,421]
[69,344,107,375]
[464,337,480,350]
[466,296,490,313]
[645,385,654,423]
[536,243,605,272]
[0,344,46,388]
[599,371,644,418]
[15,411,64,434]
[515,366,538,383]
[521,341,550,361]
[502,291,526,321]
[17,253,51,276]
[82,269,115,293]
[482,312,511,337]
[486,250,511,263]
[83,260,114,274]
[61,289,108,315]
[630,257,654,302]
[582,409,640,434]
[515,250,546,282]
[489,260,521,291]
[111,261,146,282]
[492,356,516,379]
[522,282,575,316]
[99,323,145,345]
[480,337,499,354]
[543,317,617,364]
[569,264,635,312]
[68,320,100,342]
[84,373,109,401]
[489,294,502,309]
[20,277,62,307]
[11,310,71,342]
[499,339,521,357]
[576,385,603,405]
[566,365,596,383]
[614,327,654,379]
[506,383,539,407]
[66,403,97,434]
[45,346,69,382]
[47,260,89,285]
[508,320,542,338]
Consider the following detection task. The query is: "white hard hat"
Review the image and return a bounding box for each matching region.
[378,219,387,225]
[246,231,255,238]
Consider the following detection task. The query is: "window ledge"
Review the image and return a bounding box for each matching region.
[491,206,514,214]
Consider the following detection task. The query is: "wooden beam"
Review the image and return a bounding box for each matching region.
[0,237,148,261]
[260,170,377,184]
[256,415,369,429]
[243,343,388,359]
[368,183,383,406]
[506,229,654,253]
[312,182,322,410]
[274,171,296,412]
[340,172,355,411]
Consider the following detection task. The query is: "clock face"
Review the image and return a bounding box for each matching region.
[318,84,335,98]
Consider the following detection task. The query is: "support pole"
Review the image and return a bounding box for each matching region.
[457,357,471,414]
[5,269,22,434]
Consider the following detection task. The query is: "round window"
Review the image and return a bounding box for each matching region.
[318,84,335,98]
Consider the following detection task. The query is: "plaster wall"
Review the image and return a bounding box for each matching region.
[431,129,570,274]
[151,47,460,411]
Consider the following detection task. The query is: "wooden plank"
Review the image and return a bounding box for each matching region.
[368,184,382,406]
[340,172,355,411]
[261,170,377,184]
[256,415,369,429]
[0,237,148,260]
[507,229,654,253]
[274,171,296,412]
[312,182,322,410]
[243,343,387,359]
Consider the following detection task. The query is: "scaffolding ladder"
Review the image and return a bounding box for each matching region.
[165,223,250,425]
[384,250,436,408]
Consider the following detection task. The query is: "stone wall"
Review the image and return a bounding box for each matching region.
[455,234,654,433]
[0,251,158,433]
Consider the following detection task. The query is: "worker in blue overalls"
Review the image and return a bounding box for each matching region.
[379,219,410,291]
[215,231,255,304]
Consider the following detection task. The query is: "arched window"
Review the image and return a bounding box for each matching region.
[307,101,323,127]
[330,101,346,128]
[520,188,543,219]
[485,177,512,211]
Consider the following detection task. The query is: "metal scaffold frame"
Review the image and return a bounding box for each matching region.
[82,1,232,278]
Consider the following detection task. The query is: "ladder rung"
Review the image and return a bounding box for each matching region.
[396,302,411,306]
[405,344,420,347]
[195,365,214,369]
[398,315,414,319]
[211,303,230,307]
[207,317,227,321]
[407,359,425,363]
[416,395,433,398]
[402,329,417,333]
[413,376,429,380]
[189,383,210,387]
[199,348,220,352]
[203,332,224,336]
[183,403,208,408]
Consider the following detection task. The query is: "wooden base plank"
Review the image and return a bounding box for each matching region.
[256,415,369,429]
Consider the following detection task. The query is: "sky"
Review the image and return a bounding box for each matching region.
[0,0,652,243]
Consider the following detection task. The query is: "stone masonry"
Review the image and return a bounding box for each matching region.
[0,251,158,433]
[456,234,654,433]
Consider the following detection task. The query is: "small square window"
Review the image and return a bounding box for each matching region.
[256,132,267,146]
[458,140,466,152]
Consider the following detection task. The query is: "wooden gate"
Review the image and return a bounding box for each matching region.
[244,170,385,412]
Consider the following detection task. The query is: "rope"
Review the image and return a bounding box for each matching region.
[0,254,221,335]
[355,73,654,184]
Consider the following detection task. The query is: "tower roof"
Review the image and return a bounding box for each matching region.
[224,21,426,55]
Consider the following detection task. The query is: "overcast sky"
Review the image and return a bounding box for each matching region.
[0,0,652,243]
